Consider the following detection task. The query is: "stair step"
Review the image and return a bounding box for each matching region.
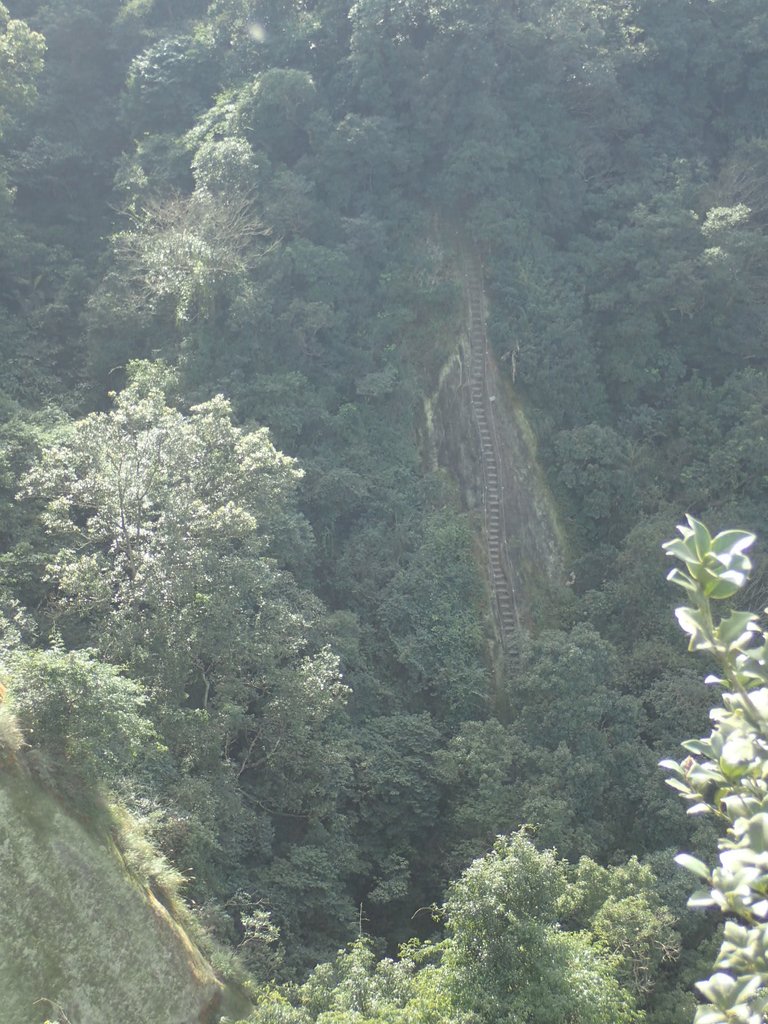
[469,256,517,651]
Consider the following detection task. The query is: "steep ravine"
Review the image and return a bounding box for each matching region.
[424,248,564,646]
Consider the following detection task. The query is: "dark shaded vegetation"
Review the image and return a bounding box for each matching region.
[1,0,768,1020]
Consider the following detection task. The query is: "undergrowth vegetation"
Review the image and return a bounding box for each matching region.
[1,0,768,1020]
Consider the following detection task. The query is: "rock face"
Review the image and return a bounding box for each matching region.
[0,766,223,1024]
[464,254,520,648]
[424,250,564,642]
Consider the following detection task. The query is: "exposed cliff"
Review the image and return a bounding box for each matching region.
[0,762,226,1024]
[424,249,564,644]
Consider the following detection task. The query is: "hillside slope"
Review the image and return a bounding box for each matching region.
[0,765,224,1024]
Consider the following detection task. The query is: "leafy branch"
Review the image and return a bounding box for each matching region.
[662,516,768,1024]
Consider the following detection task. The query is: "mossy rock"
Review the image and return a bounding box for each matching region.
[0,766,223,1024]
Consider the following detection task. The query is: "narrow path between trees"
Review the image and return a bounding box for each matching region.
[463,252,520,649]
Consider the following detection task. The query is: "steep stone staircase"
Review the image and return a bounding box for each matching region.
[464,254,520,648]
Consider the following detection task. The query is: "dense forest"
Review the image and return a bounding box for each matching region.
[1,0,768,1021]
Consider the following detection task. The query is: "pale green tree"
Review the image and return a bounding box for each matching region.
[21,361,348,892]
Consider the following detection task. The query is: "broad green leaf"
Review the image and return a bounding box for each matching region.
[688,516,713,560]
[675,853,711,880]
[705,576,743,600]
[688,889,717,908]
[747,815,768,854]
[665,777,694,795]
[666,566,698,591]
[711,530,756,558]
[693,1009,728,1024]
[663,538,699,565]
[683,740,714,756]
[675,605,711,648]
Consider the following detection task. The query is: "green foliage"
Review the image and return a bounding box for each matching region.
[0,4,45,131]
[3,0,768,1006]
[554,424,637,543]
[22,360,312,682]
[0,702,23,757]
[379,511,488,721]
[440,834,641,1024]
[112,188,270,325]
[4,644,153,785]
[563,857,680,1000]
[122,31,217,134]
[257,835,642,1024]
[19,361,352,925]
[663,518,768,1023]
